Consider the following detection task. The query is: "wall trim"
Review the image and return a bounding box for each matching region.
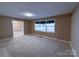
[70,42,77,57]
[31,33,70,44]
[31,33,77,57]
[0,37,12,42]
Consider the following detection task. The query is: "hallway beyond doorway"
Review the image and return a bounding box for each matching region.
[12,20,24,37]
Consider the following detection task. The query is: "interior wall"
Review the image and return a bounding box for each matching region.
[0,15,33,39]
[0,16,13,39]
[55,14,72,41]
[30,13,72,41]
[24,20,35,34]
[0,13,72,42]
[29,20,35,33]
[24,20,31,34]
[71,4,79,56]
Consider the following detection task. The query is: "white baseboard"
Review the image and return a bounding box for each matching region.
[42,35,70,43]
[32,33,78,57]
[70,42,77,57]
[32,33,70,44]
[0,37,12,42]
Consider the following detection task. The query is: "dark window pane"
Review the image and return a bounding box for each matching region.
[40,21,46,24]
[47,20,54,23]
[35,22,40,24]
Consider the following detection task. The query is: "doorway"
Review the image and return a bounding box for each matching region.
[12,20,24,37]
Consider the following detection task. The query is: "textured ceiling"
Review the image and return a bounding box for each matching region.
[0,2,78,20]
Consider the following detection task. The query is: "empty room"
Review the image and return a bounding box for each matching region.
[0,2,79,57]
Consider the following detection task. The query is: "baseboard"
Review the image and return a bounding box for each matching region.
[43,35,70,43]
[70,42,77,57]
[32,33,70,44]
[0,37,12,42]
[32,33,77,57]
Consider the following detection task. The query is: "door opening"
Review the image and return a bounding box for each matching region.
[12,20,24,37]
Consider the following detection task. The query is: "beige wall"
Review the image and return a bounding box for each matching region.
[29,20,35,33]
[71,4,79,56]
[55,14,71,41]
[30,13,72,41]
[24,20,31,34]
[0,15,32,39]
[24,20,35,34]
[0,16,13,39]
[0,14,71,42]
[0,15,31,39]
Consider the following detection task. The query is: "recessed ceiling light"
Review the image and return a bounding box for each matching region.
[23,12,35,17]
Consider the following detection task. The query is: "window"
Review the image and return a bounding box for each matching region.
[35,19,55,33]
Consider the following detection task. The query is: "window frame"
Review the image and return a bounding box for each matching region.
[34,19,56,33]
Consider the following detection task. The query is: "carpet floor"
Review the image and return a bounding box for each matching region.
[0,35,74,57]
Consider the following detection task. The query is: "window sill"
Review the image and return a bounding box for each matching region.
[35,31,55,34]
